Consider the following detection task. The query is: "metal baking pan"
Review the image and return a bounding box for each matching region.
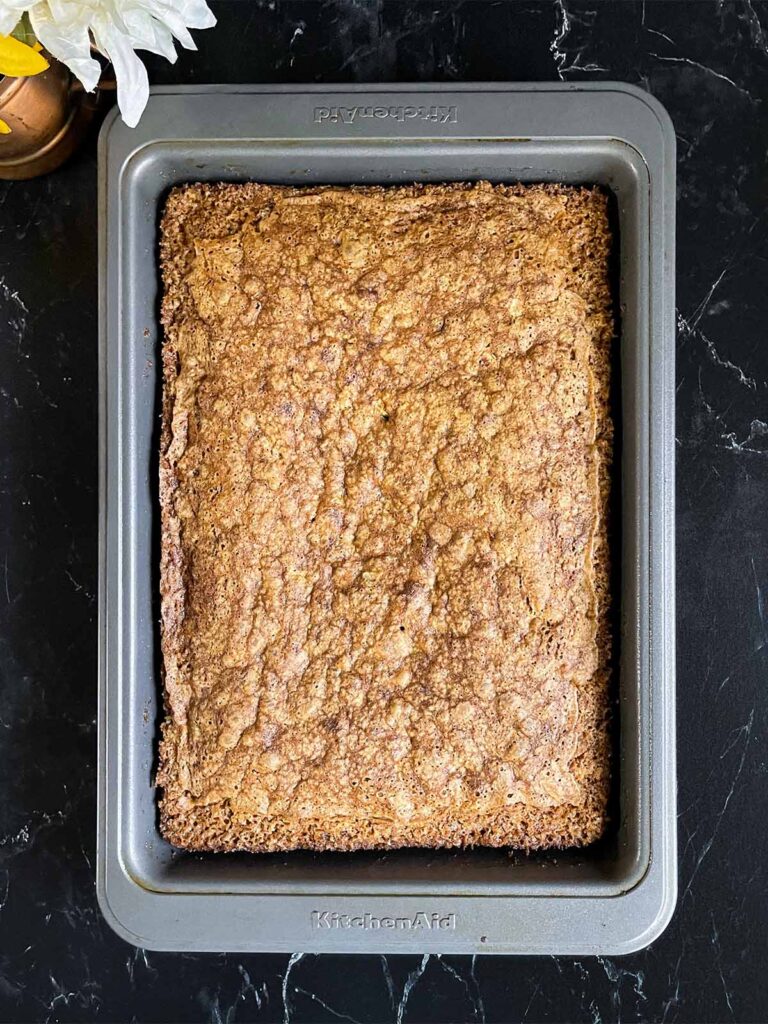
[97,83,676,954]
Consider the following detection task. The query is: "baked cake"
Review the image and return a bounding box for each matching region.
[157,181,613,852]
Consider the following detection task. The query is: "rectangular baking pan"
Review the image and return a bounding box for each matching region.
[97,83,676,954]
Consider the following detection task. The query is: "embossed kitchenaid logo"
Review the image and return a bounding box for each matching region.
[311,911,457,931]
[313,105,458,125]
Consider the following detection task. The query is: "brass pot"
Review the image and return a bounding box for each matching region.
[0,57,95,180]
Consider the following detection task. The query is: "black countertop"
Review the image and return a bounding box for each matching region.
[1,2,767,1021]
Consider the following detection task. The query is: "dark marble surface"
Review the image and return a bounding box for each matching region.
[1,1,767,1021]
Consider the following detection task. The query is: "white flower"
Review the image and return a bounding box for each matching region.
[0,0,216,127]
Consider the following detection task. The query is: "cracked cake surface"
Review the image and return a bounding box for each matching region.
[157,181,613,852]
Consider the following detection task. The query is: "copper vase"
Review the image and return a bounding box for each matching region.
[0,57,96,180]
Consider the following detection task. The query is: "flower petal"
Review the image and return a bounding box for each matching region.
[143,0,217,31]
[92,16,149,129]
[46,0,89,22]
[0,33,49,77]
[132,1,194,51]
[29,6,102,92]
[120,8,178,63]
[175,0,217,29]
[0,4,31,38]
[134,0,216,49]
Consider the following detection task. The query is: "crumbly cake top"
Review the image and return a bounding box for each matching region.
[157,181,613,852]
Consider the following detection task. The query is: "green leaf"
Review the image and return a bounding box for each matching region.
[10,14,37,49]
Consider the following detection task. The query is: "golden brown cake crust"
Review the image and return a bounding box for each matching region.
[157,181,613,853]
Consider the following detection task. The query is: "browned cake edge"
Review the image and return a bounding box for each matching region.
[156,181,613,854]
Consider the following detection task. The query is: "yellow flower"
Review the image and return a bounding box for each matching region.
[0,33,49,78]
